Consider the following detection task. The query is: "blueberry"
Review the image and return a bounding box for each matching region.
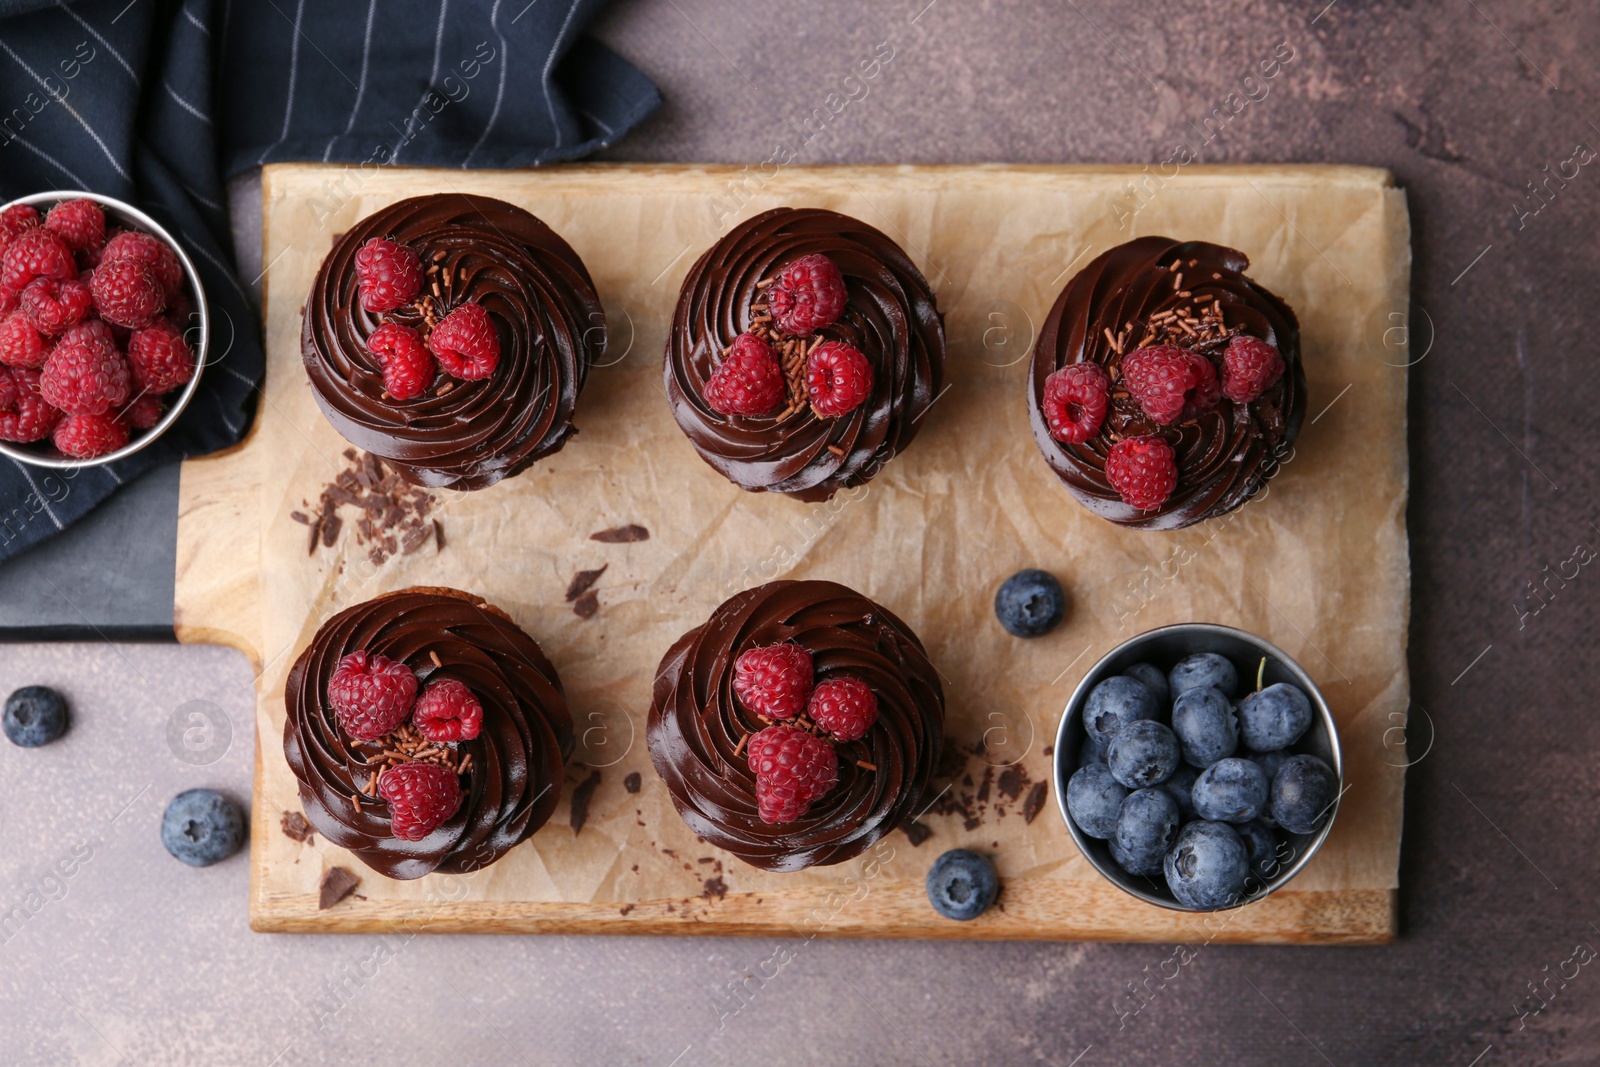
[1066,763,1127,839]
[3,686,69,748]
[1250,748,1291,784]
[1164,820,1250,910]
[1271,754,1339,834]
[1122,662,1169,706]
[161,789,245,868]
[1082,675,1158,745]
[1169,653,1238,699]
[1171,686,1237,768]
[1237,683,1313,751]
[1191,757,1269,823]
[1160,763,1199,820]
[1106,719,1179,789]
[1111,788,1180,876]
[1236,820,1285,886]
[994,569,1066,638]
[926,849,999,921]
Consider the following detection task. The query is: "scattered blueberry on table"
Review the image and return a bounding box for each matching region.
[3,685,69,747]
[926,848,999,921]
[993,569,1066,638]
[161,788,245,867]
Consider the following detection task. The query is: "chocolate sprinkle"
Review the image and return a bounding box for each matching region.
[280,811,314,843]
[318,867,360,909]
[573,590,599,619]
[565,565,608,602]
[570,769,602,834]
[590,524,649,543]
[623,771,642,794]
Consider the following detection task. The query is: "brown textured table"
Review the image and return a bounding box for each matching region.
[1,2,1594,1064]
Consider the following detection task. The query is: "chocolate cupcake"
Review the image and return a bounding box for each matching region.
[648,579,944,872]
[1028,237,1305,530]
[303,194,603,491]
[284,587,573,880]
[665,208,945,502]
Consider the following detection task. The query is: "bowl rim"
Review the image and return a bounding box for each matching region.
[0,189,211,470]
[1052,621,1345,913]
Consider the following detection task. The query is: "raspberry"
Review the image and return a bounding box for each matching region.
[53,411,128,459]
[120,393,163,431]
[746,724,838,824]
[354,238,422,314]
[327,650,418,741]
[367,322,434,400]
[806,341,873,418]
[0,286,16,317]
[40,322,130,415]
[733,642,814,720]
[1,228,76,292]
[1182,351,1222,419]
[0,204,40,257]
[44,199,105,254]
[378,761,463,841]
[703,333,784,416]
[1222,335,1286,403]
[0,366,14,412]
[20,277,92,336]
[101,231,182,298]
[0,312,49,368]
[0,372,60,443]
[768,253,846,337]
[807,677,879,742]
[164,288,193,327]
[90,257,165,329]
[1042,362,1110,444]
[1122,345,1218,426]
[126,320,195,395]
[412,679,484,742]
[1105,434,1178,511]
[428,302,500,380]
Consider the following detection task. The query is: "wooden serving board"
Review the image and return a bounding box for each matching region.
[176,163,1409,941]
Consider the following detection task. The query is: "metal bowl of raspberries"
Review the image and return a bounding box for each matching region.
[0,189,209,469]
[1053,622,1342,912]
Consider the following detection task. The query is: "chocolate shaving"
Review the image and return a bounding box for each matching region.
[901,819,934,847]
[565,565,608,601]
[280,811,314,843]
[573,590,599,619]
[623,771,642,794]
[590,524,649,543]
[569,769,602,834]
[701,876,728,901]
[1022,781,1049,824]
[319,867,360,909]
[298,450,443,566]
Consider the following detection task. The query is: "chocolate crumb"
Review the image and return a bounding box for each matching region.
[623,771,641,794]
[619,903,636,916]
[280,811,314,843]
[1022,781,1049,824]
[573,590,599,619]
[901,819,933,847]
[1042,745,1053,757]
[289,510,310,525]
[298,450,442,564]
[570,769,602,834]
[433,519,445,551]
[565,565,608,601]
[997,765,1026,802]
[591,524,649,543]
[702,876,728,901]
[319,867,360,909]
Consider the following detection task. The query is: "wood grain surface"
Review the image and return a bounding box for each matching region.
[176,162,1408,940]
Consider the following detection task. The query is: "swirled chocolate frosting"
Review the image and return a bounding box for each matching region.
[302,194,603,491]
[1028,237,1305,530]
[648,580,944,872]
[284,587,573,880]
[665,208,945,502]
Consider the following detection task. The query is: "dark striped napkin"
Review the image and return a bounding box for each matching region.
[0,0,659,563]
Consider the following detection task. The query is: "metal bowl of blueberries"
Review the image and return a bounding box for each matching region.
[1053,623,1342,912]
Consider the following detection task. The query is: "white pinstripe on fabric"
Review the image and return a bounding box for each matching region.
[13,466,63,530]
[462,0,507,166]
[259,0,307,164]
[57,0,139,84]
[540,0,580,149]
[164,81,212,124]
[183,7,210,35]
[0,38,131,182]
